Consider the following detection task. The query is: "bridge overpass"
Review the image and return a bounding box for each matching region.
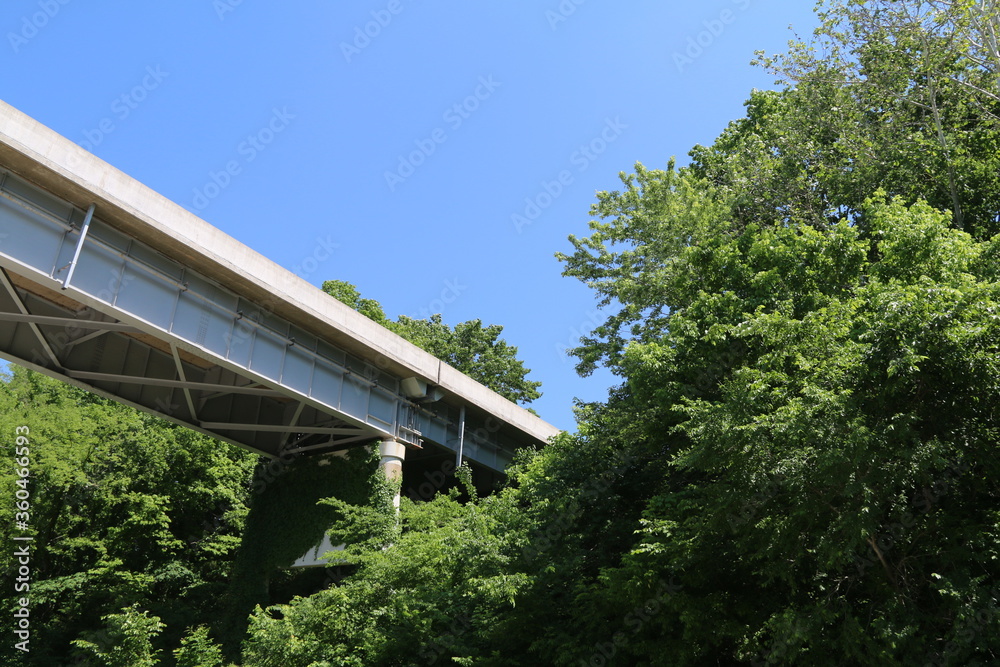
[0,101,560,499]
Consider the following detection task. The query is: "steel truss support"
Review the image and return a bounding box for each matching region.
[0,167,521,469]
[0,269,61,369]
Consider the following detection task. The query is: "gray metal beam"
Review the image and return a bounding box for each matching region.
[0,312,140,332]
[170,343,199,422]
[198,422,365,435]
[63,328,113,350]
[284,435,376,455]
[0,147,556,470]
[0,269,62,369]
[62,202,95,289]
[66,370,283,396]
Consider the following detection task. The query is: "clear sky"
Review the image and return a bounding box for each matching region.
[1,1,819,431]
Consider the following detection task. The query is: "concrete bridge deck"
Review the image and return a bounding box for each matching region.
[0,101,560,488]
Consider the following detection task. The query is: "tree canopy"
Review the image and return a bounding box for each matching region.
[6,1,1000,664]
[0,368,256,665]
[239,2,1000,663]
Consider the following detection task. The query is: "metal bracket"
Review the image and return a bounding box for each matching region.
[62,203,95,290]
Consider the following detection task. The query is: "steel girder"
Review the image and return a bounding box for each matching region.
[0,169,516,471]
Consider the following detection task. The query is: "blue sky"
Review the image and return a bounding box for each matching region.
[1,1,819,431]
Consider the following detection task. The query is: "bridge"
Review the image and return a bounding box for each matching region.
[0,101,560,511]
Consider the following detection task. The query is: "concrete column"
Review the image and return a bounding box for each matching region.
[378,437,406,510]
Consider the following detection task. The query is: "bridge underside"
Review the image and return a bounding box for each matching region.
[0,167,523,485]
[0,267,381,456]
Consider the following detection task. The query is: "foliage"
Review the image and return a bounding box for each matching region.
[556,162,735,375]
[71,604,165,667]
[247,3,1000,663]
[218,449,389,658]
[242,470,531,666]
[553,180,1000,663]
[0,368,256,665]
[686,0,1000,240]
[320,279,389,325]
[174,626,225,667]
[11,2,1000,664]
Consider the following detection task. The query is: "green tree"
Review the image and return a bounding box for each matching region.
[554,178,1000,663]
[217,448,390,659]
[71,604,165,667]
[174,625,225,667]
[0,367,256,665]
[320,279,389,325]
[20,1,1000,664]
[216,273,545,658]
[242,469,530,666]
[322,280,542,404]
[681,0,1000,241]
[243,4,1000,663]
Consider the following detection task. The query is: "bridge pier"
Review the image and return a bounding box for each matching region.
[378,437,406,510]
